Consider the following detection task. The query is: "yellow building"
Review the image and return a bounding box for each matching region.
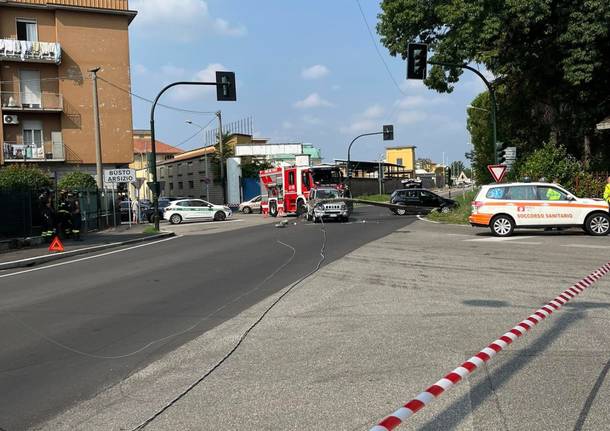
[385,146,416,171]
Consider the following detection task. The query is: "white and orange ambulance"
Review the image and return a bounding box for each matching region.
[469,182,610,237]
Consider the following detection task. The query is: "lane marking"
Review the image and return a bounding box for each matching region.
[0,242,123,266]
[0,236,179,279]
[369,261,610,431]
[465,236,535,242]
[562,244,610,250]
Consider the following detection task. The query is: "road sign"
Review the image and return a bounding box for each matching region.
[103,168,136,185]
[487,164,508,183]
[49,236,64,253]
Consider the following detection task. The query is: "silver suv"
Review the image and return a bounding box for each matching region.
[306,188,350,222]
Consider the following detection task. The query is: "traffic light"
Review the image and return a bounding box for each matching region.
[383,124,394,141]
[407,43,428,80]
[445,166,452,186]
[496,141,505,164]
[215,71,237,101]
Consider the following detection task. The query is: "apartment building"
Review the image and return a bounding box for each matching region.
[0,0,136,178]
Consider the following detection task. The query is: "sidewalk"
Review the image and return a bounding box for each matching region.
[35,220,610,430]
[0,224,173,270]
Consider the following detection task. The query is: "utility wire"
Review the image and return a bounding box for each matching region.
[97,76,217,116]
[176,117,216,149]
[355,0,407,98]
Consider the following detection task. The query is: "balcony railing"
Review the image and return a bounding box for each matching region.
[3,141,65,162]
[1,92,63,112]
[0,39,62,64]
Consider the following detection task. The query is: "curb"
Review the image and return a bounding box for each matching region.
[0,232,175,271]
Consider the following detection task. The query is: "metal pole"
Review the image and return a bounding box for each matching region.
[216,110,225,203]
[378,160,382,195]
[429,61,498,163]
[347,132,383,191]
[149,81,218,230]
[89,67,103,189]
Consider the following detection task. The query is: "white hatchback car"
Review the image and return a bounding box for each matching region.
[164,199,232,224]
[239,195,262,214]
[469,182,610,237]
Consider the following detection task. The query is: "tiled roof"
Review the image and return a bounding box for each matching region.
[134,138,183,155]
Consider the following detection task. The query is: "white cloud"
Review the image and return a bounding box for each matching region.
[131,0,246,41]
[397,111,428,125]
[294,93,334,109]
[301,64,330,80]
[339,119,378,135]
[363,104,385,119]
[170,63,228,102]
[161,64,187,78]
[302,115,323,125]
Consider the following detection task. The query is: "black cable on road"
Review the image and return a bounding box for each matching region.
[131,223,328,430]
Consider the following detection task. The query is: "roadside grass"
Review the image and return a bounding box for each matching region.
[427,189,479,224]
[354,194,390,203]
[143,226,161,235]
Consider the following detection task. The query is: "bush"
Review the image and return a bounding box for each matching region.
[0,165,52,191]
[58,171,97,190]
[427,189,479,224]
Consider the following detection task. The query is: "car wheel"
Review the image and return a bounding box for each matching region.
[441,206,451,214]
[490,215,514,237]
[269,202,278,218]
[296,199,306,217]
[169,214,182,225]
[242,206,252,214]
[585,213,610,236]
[214,211,226,222]
[396,207,407,216]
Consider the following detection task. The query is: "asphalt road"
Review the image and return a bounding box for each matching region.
[0,205,413,431]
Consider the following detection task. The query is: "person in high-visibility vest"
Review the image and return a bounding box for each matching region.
[604,176,610,204]
[546,187,562,201]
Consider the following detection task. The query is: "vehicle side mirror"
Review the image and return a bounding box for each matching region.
[208,204,213,208]
[567,195,575,201]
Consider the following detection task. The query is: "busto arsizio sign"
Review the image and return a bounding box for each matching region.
[104,168,136,184]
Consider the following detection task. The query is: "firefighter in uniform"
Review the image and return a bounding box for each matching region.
[604,176,610,205]
[57,191,72,239]
[39,191,56,243]
[68,192,83,241]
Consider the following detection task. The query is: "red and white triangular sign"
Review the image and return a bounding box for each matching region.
[48,236,65,253]
[487,164,508,183]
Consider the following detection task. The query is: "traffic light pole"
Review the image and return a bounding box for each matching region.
[347,132,383,192]
[149,81,218,231]
[428,61,498,163]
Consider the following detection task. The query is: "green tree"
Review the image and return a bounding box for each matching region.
[0,165,52,191]
[57,171,97,190]
[378,0,610,164]
[241,159,274,179]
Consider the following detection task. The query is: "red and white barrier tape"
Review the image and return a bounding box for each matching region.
[370,262,610,431]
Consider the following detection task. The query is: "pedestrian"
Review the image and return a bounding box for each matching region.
[69,192,83,241]
[131,198,140,224]
[604,176,610,204]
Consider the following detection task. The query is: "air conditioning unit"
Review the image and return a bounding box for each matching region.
[3,115,19,125]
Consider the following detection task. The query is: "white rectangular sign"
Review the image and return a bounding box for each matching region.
[104,168,136,184]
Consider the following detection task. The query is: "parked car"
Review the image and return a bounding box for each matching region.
[401,178,422,189]
[143,198,172,223]
[390,188,458,216]
[469,182,610,237]
[164,199,232,224]
[306,187,350,222]
[239,195,262,214]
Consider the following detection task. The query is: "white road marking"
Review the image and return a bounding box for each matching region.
[562,244,610,250]
[465,236,536,242]
[417,215,440,224]
[447,233,473,237]
[0,242,123,266]
[0,236,179,279]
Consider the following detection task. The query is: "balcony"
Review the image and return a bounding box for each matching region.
[3,141,65,162]
[1,92,63,113]
[0,39,61,64]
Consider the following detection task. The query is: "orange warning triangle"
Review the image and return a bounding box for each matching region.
[49,236,65,253]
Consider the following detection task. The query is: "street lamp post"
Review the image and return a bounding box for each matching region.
[347,126,393,192]
[185,120,210,200]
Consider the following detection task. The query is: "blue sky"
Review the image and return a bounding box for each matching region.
[127,0,487,165]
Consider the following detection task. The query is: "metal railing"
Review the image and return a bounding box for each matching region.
[3,141,65,161]
[1,91,63,111]
[0,39,61,64]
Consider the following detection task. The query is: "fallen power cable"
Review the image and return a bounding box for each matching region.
[369,261,610,431]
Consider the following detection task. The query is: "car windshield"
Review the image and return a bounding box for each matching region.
[312,169,342,185]
[316,189,341,199]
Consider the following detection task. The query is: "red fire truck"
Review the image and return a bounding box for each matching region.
[260,165,313,217]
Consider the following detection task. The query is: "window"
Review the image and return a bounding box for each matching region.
[537,186,568,201]
[17,19,38,42]
[188,200,206,207]
[178,182,183,190]
[486,187,507,199]
[396,158,403,166]
[506,185,537,200]
[302,172,311,189]
[22,120,43,159]
[169,183,174,191]
[288,171,295,186]
[188,180,194,189]
[20,70,41,107]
